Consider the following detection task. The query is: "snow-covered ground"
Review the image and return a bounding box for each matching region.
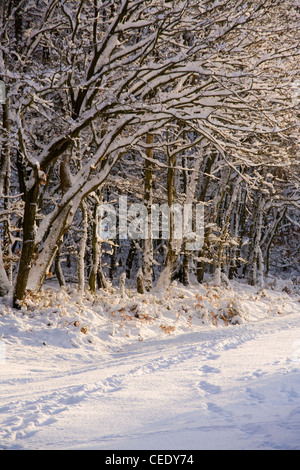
[0,279,300,450]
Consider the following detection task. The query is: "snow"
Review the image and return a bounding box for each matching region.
[0,279,300,450]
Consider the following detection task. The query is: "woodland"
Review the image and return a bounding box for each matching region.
[0,0,299,308]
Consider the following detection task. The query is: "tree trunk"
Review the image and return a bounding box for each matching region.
[137,268,144,294]
[182,252,190,286]
[249,194,264,286]
[262,207,286,276]
[0,89,11,296]
[125,240,136,279]
[25,148,123,294]
[89,193,107,292]
[215,177,241,284]
[54,244,66,288]
[155,147,181,290]
[181,155,189,286]
[196,152,215,284]
[26,201,77,293]
[142,133,154,291]
[78,200,88,292]
[89,203,100,292]
[13,176,40,306]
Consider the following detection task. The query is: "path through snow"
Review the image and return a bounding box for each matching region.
[0,281,300,450]
[1,313,300,449]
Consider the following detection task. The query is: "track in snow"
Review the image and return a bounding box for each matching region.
[1,312,300,450]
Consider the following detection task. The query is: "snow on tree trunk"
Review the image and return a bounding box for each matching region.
[155,145,181,290]
[13,175,40,306]
[137,268,144,295]
[26,202,76,293]
[249,193,265,287]
[89,196,102,293]
[120,272,126,298]
[54,244,66,288]
[0,0,298,301]
[0,96,11,296]
[0,246,10,296]
[78,201,88,292]
[214,266,221,286]
[142,133,154,292]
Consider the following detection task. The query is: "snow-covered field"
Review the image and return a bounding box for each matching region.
[1,279,300,450]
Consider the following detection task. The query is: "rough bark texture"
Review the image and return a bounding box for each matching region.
[142,133,154,292]
[13,177,40,306]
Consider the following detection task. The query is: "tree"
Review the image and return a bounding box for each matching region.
[0,0,299,305]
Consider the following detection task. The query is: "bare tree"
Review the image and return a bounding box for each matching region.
[0,0,298,305]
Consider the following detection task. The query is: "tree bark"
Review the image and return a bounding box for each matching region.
[89,193,107,292]
[0,91,11,296]
[249,193,264,286]
[142,133,154,291]
[78,200,88,292]
[26,201,76,293]
[155,145,181,289]
[13,176,40,306]
[54,244,66,288]
[137,268,144,294]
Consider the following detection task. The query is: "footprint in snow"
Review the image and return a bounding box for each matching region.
[198,380,222,395]
[207,402,233,419]
[206,354,220,361]
[280,384,299,402]
[246,387,265,404]
[240,422,265,435]
[199,365,221,375]
[252,369,267,378]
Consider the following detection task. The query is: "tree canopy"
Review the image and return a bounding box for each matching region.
[0,0,299,307]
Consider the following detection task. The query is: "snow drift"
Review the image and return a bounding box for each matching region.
[0,278,300,450]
